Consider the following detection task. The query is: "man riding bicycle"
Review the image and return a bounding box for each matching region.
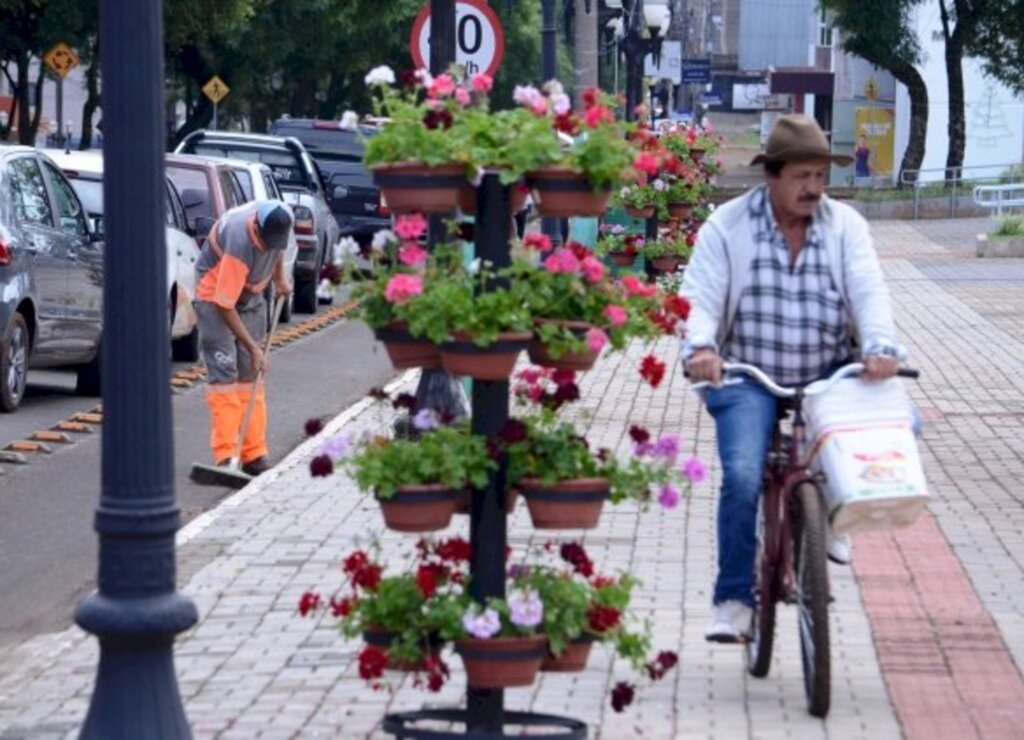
[680,114,905,643]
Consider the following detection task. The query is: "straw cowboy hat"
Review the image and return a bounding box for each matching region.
[750,114,854,167]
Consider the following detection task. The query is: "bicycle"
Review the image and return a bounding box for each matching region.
[694,361,919,718]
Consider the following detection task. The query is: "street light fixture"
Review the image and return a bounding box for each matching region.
[617,0,671,122]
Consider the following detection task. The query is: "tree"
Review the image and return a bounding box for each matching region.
[967,0,1024,95]
[937,0,979,180]
[821,0,929,185]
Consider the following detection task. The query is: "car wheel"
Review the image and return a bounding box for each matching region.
[0,313,30,412]
[76,343,102,397]
[293,277,318,314]
[172,325,200,363]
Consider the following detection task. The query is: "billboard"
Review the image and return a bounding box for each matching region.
[853,107,895,179]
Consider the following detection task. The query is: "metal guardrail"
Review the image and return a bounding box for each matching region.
[973,183,1024,217]
[899,163,1024,220]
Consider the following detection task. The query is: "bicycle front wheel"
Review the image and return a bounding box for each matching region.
[792,481,831,718]
[746,493,776,677]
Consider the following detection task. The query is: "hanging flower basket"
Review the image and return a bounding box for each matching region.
[525,167,611,218]
[518,476,610,529]
[374,321,441,370]
[667,202,694,220]
[375,483,461,532]
[440,331,533,381]
[455,488,519,516]
[540,633,597,673]
[527,319,600,372]
[625,205,655,219]
[688,148,706,163]
[607,251,637,267]
[362,627,445,672]
[649,255,685,274]
[455,635,548,688]
[458,181,528,216]
[370,162,467,214]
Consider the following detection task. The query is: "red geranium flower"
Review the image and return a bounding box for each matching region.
[610,681,635,712]
[523,233,552,251]
[587,603,622,633]
[304,418,324,436]
[664,294,691,320]
[309,454,333,477]
[560,542,594,578]
[416,564,443,598]
[628,425,650,444]
[639,354,667,388]
[353,562,383,591]
[297,590,321,616]
[358,645,388,680]
[330,595,357,618]
[435,536,472,562]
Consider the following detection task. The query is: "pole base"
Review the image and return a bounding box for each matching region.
[383,709,587,739]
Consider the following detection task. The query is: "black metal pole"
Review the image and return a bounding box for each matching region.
[56,76,64,147]
[74,0,198,737]
[539,0,563,246]
[467,173,511,733]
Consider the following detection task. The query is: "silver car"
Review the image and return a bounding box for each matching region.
[0,145,103,411]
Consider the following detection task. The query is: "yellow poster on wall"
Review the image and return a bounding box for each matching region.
[853,107,895,180]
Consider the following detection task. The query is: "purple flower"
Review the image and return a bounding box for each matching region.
[320,432,354,460]
[508,589,543,629]
[653,434,681,462]
[462,607,501,639]
[412,408,441,431]
[682,457,707,483]
[657,483,681,509]
[633,441,656,457]
[507,563,531,580]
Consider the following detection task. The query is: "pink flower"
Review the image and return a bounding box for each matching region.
[523,233,552,251]
[543,248,581,274]
[657,483,681,509]
[394,213,428,239]
[634,153,659,176]
[681,457,707,483]
[621,275,657,298]
[471,73,493,93]
[531,99,549,116]
[455,87,471,106]
[428,73,455,98]
[384,274,423,304]
[398,242,428,267]
[586,327,608,353]
[584,105,614,129]
[603,305,628,327]
[581,256,605,283]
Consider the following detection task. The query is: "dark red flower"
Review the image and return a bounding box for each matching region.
[436,536,472,562]
[551,381,580,407]
[416,564,443,598]
[664,294,691,320]
[554,111,580,135]
[297,590,321,616]
[422,108,454,130]
[657,650,678,670]
[423,655,449,692]
[438,408,457,425]
[320,262,341,285]
[596,447,612,462]
[330,595,357,618]
[566,240,591,260]
[353,563,383,591]
[587,603,622,633]
[304,418,324,437]
[649,310,677,336]
[639,354,667,388]
[591,575,616,588]
[358,645,389,680]
[392,393,418,412]
[551,369,576,386]
[343,551,371,575]
[610,681,635,712]
[309,454,334,477]
[560,542,594,578]
[498,418,529,444]
[581,86,599,109]
[629,425,651,444]
[485,437,503,461]
[399,69,419,89]
[368,386,389,401]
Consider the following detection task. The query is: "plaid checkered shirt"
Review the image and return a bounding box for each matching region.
[720,186,851,386]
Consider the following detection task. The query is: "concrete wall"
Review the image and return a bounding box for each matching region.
[737,0,817,71]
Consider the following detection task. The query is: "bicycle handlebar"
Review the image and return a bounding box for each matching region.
[690,362,920,398]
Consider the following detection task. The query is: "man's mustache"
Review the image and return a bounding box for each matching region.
[799,195,820,203]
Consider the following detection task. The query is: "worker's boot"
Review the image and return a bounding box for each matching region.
[242,456,272,476]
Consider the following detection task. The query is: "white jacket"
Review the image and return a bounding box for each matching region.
[680,188,903,360]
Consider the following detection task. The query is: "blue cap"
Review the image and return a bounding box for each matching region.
[256,200,293,250]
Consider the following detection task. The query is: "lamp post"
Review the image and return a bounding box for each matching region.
[618,0,667,122]
[74,0,198,737]
[539,0,563,246]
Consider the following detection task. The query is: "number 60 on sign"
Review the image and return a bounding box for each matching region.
[410,0,505,78]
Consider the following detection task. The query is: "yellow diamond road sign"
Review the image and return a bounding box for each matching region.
[202,76,230,105]
[44,42,80,79]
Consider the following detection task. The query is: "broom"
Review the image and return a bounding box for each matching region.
[189,296,284,489]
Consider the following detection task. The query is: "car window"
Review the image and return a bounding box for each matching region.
[65,177,104,217]
[233,169,254,201]
[42,161,88,237]
[263,172,281,200]
[221,170,246,207]
[189,143,310,190]
[166,165,213,228]
[270,125,370,158]
[166,180,187,230]
[8,157,53,226]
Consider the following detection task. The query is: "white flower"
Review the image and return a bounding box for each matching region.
[364,65,395,87]
[371,229,396,252]
[653,178,666,191]
[468,258,482,275]
[414,68,434,88]
[339,111,359,130]
[551,93,571,116]
[543,79,565,96]
[620,186,630,198]
[334,236,360,263]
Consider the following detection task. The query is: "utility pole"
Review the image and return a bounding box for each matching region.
[573,0,599,108]
[539,0,563,246]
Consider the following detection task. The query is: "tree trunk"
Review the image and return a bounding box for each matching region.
[940,0,968,183]
[890,60,928,186]
[79,39,101,150]
[16,55,33,145]
[572,0,599,109]
[30,67,45,143]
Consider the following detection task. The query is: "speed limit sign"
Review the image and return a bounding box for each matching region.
[410,0,505,78]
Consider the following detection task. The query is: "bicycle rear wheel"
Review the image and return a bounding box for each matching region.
[746,494,776,677]
[792,481,831,717]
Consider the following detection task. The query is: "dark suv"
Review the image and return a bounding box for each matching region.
[268,118,388,244]
[176,130,339,313]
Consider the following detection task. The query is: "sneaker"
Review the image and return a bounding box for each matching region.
[826,529,852,565]
[705,600,753,643]
[242,456,272,476]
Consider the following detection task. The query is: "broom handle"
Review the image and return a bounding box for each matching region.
[231,295,285,465]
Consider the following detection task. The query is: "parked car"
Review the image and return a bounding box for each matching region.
[46,149,204,361]
[165,152,248,242]
[0,145,103,411]
[201,157,299,324]
[175,131,339,313]
[268,118,389,245]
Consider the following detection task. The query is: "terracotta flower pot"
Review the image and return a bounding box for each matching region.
[541,633,597,673]
[455,635,548,688]
[525,167,611,218]
[374,322,440,370]
[375,483,460,532]
[370,162,467,214]
[649,255,684,273]
[667,202,694,220]
[458,181,528,216]
[362,627,445,672]
[455,488,519,516]
[625,205,655,219]
[518,477,610,529]
[527,319,599,372]
[608,251,637,267]
[440,331,532,381]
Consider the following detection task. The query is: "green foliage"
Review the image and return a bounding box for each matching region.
[967,0,1024,95]
[567,123,636,190]
[505,417,604,486]
[344,423,496,499]
[993,216,1024,237]
[637,233,694,260]
[455,107,562,183]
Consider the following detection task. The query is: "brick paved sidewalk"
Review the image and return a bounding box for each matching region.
[0,217,1022,739]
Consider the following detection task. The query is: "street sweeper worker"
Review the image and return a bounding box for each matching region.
[194,200,293,476]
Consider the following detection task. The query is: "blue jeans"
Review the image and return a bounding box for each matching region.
[704,381,778,606]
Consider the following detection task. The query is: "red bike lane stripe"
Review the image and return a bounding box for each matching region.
[853,512,1024,739]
